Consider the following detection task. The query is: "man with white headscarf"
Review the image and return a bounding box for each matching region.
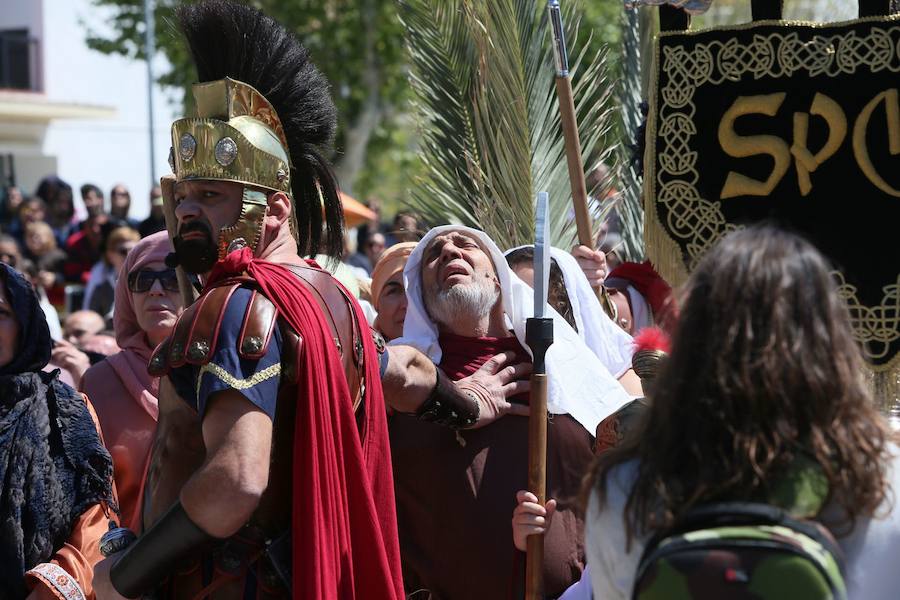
[389,225,635,599]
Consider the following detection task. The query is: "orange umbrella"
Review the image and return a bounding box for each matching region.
[340,192,377,228]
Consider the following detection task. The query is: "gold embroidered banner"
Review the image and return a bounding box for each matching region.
[645,15,900,381]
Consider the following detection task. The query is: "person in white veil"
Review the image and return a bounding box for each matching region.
[388,225,635,599]
[505,245,639,384]
[393,225,640,432]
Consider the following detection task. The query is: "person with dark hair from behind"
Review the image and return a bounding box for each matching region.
[0,262,116,599]
[139,185,167,237]
[581,225,900,599]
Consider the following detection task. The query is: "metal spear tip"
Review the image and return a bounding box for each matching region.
[547,0,569,77]
[533,191,551,319]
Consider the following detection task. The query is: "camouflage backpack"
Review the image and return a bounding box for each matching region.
[633,467,848,600]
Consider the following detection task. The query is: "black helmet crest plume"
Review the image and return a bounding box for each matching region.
[176,0,344,258]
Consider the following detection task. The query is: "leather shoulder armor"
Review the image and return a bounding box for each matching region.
[148,281,288,377]
[148,266,366,406]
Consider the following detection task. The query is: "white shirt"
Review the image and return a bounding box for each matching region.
[585,447,900,600]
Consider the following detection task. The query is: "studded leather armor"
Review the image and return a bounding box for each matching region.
[141,262,368,599]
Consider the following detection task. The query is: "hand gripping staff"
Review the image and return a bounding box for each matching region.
[548,0,618,321]
[525,192,554,600]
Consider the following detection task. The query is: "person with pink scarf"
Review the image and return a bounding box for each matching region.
[80,231,184,530]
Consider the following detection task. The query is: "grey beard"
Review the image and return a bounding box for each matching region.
[424,278,499,329]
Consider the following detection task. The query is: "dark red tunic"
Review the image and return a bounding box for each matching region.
[389,333,594,599]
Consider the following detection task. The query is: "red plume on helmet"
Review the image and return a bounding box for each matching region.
[632,326,671,382]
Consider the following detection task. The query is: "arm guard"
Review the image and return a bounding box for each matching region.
[414,368,481,429]
[110,501,217,598]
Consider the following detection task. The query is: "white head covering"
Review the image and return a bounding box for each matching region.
[505,245,635,378]
[393,225,632,434]
[626,287,653,332]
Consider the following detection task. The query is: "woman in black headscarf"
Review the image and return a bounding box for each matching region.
[0,263,116,599]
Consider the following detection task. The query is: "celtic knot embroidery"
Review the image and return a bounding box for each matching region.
[649,17,900,363]
[719,35,776,80]
[835,273,900,360]
[657,114,698,177]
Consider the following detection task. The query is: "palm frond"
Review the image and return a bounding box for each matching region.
[615,7,646,261]
[400,0,617,250]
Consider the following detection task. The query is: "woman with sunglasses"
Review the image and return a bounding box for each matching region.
[80,231,184,531]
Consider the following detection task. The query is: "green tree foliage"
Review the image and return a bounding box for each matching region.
[84,0,413,200]
[399,0,618,249]
[85,0,626,219]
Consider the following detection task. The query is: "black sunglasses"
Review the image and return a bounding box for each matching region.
[127,268,179,293]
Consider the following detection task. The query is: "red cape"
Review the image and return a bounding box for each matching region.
[208,248,404,600]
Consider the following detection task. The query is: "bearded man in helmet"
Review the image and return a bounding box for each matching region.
[96,2,410,598]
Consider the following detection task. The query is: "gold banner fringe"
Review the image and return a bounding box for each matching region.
[641,44,689,290]
[867,362,900,428]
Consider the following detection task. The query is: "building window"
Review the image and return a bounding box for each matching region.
[0,29,40,92]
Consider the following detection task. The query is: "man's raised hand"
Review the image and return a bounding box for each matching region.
[572,244,607,289]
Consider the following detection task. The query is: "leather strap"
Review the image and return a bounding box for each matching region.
[186,284,238,364]
[238,290,279,360]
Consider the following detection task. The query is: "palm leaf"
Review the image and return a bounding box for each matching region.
[615,7,646,261]
[400,0,617,250]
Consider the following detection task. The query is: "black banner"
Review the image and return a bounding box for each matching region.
[646,16,900,370]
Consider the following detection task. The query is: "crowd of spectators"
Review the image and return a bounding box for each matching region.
[0,176,167,386]
[0,178,426,387]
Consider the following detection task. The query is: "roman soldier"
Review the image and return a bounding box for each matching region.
[103,1,405,598]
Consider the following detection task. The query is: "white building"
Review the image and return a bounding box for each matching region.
[0,0,181,219]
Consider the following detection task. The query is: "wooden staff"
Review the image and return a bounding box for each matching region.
[159,174,196,308]
[525,192,554,600]
[549,0,618,320]
[525,369,549,599]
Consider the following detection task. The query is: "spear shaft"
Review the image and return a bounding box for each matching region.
[548,0,618,320]
[525,193,553,600]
